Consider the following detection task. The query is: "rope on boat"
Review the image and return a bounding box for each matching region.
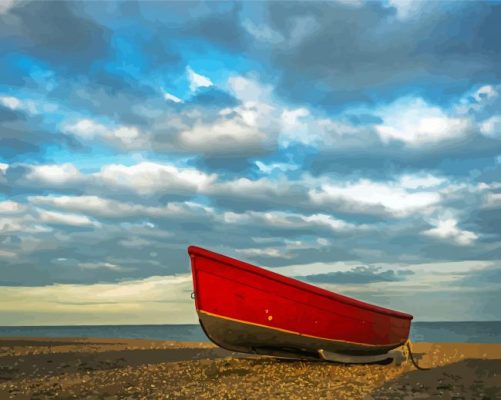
[404,339,431,370]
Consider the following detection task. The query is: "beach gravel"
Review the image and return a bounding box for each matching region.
[0,338,500,399]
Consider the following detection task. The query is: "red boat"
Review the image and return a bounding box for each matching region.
[188,246,413,363]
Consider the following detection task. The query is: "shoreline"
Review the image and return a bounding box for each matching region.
[1,337,500,399]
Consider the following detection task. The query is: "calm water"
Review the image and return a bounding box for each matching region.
[1,321,501,343]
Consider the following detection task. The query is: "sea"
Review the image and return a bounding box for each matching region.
[1,321,501,343]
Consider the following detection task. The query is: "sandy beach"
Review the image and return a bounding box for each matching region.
[0,337,500,399]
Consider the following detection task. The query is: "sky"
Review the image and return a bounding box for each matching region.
[0,0,500,325]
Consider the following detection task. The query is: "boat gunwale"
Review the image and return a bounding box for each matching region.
[188,245,413,321]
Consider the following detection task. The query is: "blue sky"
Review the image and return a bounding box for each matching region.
[1,0,500,324]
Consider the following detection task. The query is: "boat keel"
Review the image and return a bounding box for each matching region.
[318,349,404,365]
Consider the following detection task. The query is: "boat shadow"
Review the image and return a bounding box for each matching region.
[370,358,501,399]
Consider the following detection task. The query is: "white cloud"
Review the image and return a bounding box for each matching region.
[112,125,141,146]
[0,213,51,234]
[95,162,217,195]
[78,262,125,271]
[0,95,22,110]
[0,95,43,114]
[0,201,25,214]
[473,85,498,102]
[423,218,478,246]
[376,98,472,145]
[178,117,267,154]
[387,0,425,20]
[0,250,16,257]
[20,161,218,196]
[484,193,501,209]
[309,178,441,217]
[456,85,499,114]
[211,177,292,201]
[222,209,360,233]
[279,109,367,148]
[163,91,183,103]
[62,119,108,139]
[0,163,8,184]
[236,247,290,258]
[173,77,278,155]
[228,75,273,103]
[31,195,140,218]
[280,108,311,145]
[26,164,83,186]
[30,195,216,222]
[480,115,501,139]
[38,210,95,227]
[243,15,318,47]
[398,174,445,189]
[255,161,298,174]
[0,0,16,14]
[186,66,213,92]
[63,119,142,147]
[242,20,284,44]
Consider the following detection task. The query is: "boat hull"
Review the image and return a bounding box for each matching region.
[189,246,412,359]
[199,310,402,358]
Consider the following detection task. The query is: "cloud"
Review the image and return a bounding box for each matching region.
[163,92,183,103]
[8,161,219,200]
[38,210,96,227]
[375,98,472,145]
[398,174,446,189]
[484,193,501,209]
[236,247,290,259]
[386,0,425,20]
[172,77,280,157]
[78,261,126,271]
[255,161,298,174]
[25,163,83,186]
[187,66,213,92]
[480,115,501,139]
[0,95,22,110]
[94,162,217,196]
[209,176,305,211]
[3,1,111,71]
[0,0,16,14]
[221,209,361,235]
[309,178,441,217]
[0,249,16,258]
[265,1,501,110]
[0,200,25,214]
[177,115,267,155]
[29,195,217,221]
[0,102,77,162]
[302,265,411,285]
[62,118,143,148]
[423,218,478,246]
[62,118,108,139]
[456,85,499,114]
[180,3,245,52]
[227,75,273,103]
[242,19,284,44]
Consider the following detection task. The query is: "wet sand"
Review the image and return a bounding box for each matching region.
[0,337,500,399]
